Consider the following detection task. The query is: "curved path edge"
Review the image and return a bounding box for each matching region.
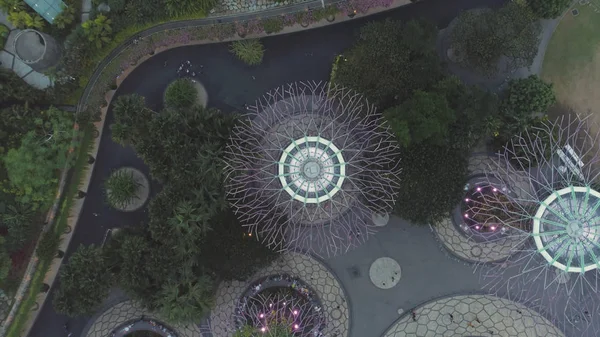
[21,2,413,336]
[381,292,564,337]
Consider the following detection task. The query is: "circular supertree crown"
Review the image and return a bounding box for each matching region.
[479,115,600,335]
[225,81,401,257]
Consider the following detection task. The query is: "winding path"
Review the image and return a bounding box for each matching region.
[26,1,514,337]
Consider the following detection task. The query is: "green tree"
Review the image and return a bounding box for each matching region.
[111,94,152,146]
[450,2,541,76]
[53,245,112,316]
[82,14,112,49]
[384,91,455,147]
[3,107,77,209]
[1,202,35,252]
[53,4,76,29]
[104,169,141,209]
[0,237,11,283]
[156,275,215,323]
[8,11,44,29]
[200,209,279,281]
[527,0,570,19]
[394,143,469,225]
[230,39,265,66]
[335,19,443,108]
[164,79,198,110]
[0,0,23,12]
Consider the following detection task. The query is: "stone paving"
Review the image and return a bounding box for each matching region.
[433,153,527,263]
[210,252,349,337]
[383,294,564,337]
[85,300,203,337]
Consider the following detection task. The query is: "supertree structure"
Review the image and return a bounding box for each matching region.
[476,115,600,335]
[225,81,400,257]
[232,278,326,337]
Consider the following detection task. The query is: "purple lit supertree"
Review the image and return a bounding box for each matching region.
[225,81,401,257]
[233,288,326,337]
[476,115,600,336]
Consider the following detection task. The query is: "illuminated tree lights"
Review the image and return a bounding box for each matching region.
[225,81,401,257]
[233,275,326,337]
[478,115,600,335]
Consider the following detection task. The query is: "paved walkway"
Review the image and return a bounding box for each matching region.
[84,300,202,337]
[383,294,564,337]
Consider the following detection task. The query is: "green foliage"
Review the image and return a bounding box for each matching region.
[3,107,77,209]
[164,0,214,17]
[53,4,76,30]
[450,2,541,76]
[104,169,141,209]
[527,0,570,18]
[335,19,443,109]
[262,17,284,34]
[108,0,127,12]
[493,75,556,151]
[0,70,45,107]
[0,24,8,49]
[164,79,198,110]
[199,209,280,281]
[156,275,215,323]
[0,0,23,12]
[36,231,61,260]
[312,5,338,21]
[111,94,152,146]
[384,91,455,147]
[0,105,36,154]
[1,202,35,252]
[0,238,11,283]
[53,245,112,317]
[82,14,113,49]
[233,324,293,337]
[230,39,265,66]
[394,143,469,225]
[7,11,45,29]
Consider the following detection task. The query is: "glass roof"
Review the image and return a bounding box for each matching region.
[533,186,600,273]
[23,0,65,23]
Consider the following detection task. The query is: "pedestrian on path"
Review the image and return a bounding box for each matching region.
[411,310,417,322]
[93,212,99,217]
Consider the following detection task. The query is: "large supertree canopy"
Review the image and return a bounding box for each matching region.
[477,115,600,335]
[225,81,401,257]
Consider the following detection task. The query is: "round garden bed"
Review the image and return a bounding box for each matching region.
[234,274,326,336]
[104,167,150,212]
[112,318,177,337]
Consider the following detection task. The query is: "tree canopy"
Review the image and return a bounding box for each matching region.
[450,2,541,76]
[334,19,443,109]
[527,0,571,19]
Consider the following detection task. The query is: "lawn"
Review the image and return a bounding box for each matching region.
[541,3,600,126]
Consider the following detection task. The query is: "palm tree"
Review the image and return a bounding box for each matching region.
[82,14,112,49]
[168,200,213,236]
[157,275,215,323]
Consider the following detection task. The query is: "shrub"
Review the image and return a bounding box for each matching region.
[527,0,571,19]
[164,78,198,110]
[395,143,469,225]
[53,4,76,29]
[450,2,540,76]
[262,17,284,34]
[82,14,112,49]
[335,19,442,108]
[0,24,8,49]
[8,11,45,29]
[53,245,111,316]
[164,0,215,17]
[104,169,141,209]
[36,231,61,260]
[108,0,127,12]
[230,39,265,66]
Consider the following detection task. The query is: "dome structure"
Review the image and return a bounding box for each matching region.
[478,115,600,334]
[13,29,61,72]
[225,81,401,257]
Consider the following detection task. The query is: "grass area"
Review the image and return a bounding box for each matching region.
[541,4,600,122]
[5,128,94,337]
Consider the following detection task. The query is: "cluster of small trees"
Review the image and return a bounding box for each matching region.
[334,13,556,225]
[0,70,78,288]
[53,92,278,321]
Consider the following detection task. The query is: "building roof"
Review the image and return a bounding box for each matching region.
[23,0,65,23]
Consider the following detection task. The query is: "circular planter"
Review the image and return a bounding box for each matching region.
[163,79,209,109]
[369,257,401,289]
[105,167,150,212]
[372,212,390,227]
[301,22,309,28]
[326,14,335,22]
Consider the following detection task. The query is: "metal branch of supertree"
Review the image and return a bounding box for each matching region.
[475,114,600,335]
[233,291,326,337]
[225,81,401,257]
